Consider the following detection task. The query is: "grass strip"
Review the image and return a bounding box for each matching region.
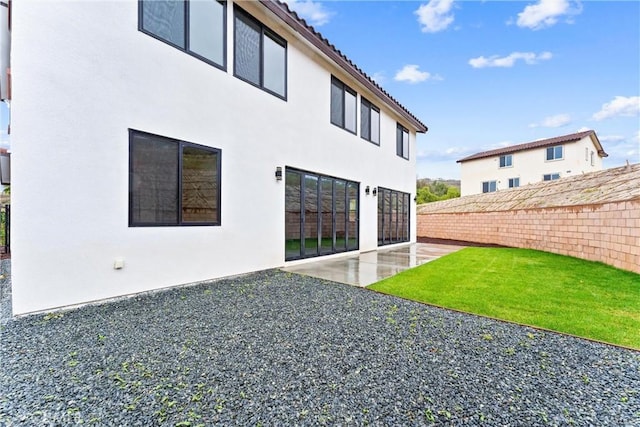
[368,247,640,349]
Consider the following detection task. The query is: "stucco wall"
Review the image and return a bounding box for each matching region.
[10,1,418,314]
[0,3,9,100]
[417,199,640,274]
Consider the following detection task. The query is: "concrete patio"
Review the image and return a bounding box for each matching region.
[281,242,464,287]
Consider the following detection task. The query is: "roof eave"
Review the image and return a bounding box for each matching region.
[259,0,428,134]
[588,133,608,158]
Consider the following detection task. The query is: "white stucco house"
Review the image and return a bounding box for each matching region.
[9,0,427,315]
[0,1,9,102]
[457,130,607,196]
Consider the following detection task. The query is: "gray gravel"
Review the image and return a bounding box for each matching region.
[1,266,639,426]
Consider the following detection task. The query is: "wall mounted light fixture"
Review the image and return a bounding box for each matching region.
[365,186,370,195]
[275,166,282,181]
[372,187,377,196]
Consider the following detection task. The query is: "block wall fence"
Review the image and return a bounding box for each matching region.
[417,199,640,274]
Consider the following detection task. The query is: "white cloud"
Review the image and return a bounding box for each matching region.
[415,0,455,33]
[468,51,552,68]
[487,141,513,150]
[598,135,625,143]
[592,96,640,121]
[417,146,469,161]
[284,0,333,27]
[394,65,442,84]
[529,113,571,128]
[515,0,582,30]
[370,72,386,85]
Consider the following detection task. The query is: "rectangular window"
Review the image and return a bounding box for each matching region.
[285,168,358,260]
[361,98,380,145]
[330,76,357,133]
[585,147,589,161]
[508,178,520,188]
[139,0,226,69]
[129,130,221,226]
[546,145,563,161]
[377,187,410,246]
[543,173,560,181]
[482,181,497,193]
[234,6,287,98]
[590,151,595,166]
[396,124,409,159]
[499,154,512,168]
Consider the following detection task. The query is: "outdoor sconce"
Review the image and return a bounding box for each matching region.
[372,187,377,196]
[413,196,417,202]
[275,166,282,181]
[365,186,370,195]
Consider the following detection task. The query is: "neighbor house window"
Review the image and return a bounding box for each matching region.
[360,98,380,145]
[396,124,409,159]
[543,173,560,181]
[508,178,520,188]
[330,76,357,133]
[590,151,595,166]
[585,147,589,161]
[482,181,497,193]
[129,130,221,226]
[139,0,226,69]
[234,6,287,98]
[546,145,563,161]
[499,154,512,168]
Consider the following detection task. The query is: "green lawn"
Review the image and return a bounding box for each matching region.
[368,247,640,349]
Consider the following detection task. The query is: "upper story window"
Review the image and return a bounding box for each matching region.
[543,173,560,181]
[546,145,563,161]
[396,124,409,160]
[482,181,497,193]
[508,178,520,188]
[234,6,287,99]
[360,98,380,145]
[129,130,221,227]
[330,76,357,134]
[139,0,226,70]
[590,151,595,166]
[499,154,512,168]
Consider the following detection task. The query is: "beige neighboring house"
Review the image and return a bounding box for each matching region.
[457,130,607,196]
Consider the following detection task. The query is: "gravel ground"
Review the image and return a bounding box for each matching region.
[1,266,639,426]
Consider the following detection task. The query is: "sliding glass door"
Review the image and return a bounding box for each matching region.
[378,187,410,246]
[285,168,359,261]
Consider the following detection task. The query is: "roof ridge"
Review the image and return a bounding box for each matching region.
[457,130,602,163]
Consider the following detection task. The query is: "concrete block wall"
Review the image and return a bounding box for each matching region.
[417,199,640,274]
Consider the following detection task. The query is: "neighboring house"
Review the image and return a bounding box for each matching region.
[10,0,427,314]
[457,130,607,196]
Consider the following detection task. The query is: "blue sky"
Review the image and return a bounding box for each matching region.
[1,0,638,179]
[286,0,640,179]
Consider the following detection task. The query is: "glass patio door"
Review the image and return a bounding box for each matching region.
[285,168,359,261]
[377,187,410,246]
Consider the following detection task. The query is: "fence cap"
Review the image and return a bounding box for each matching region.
[418,163,640,214]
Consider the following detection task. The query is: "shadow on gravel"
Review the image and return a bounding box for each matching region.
[1,268,639,425]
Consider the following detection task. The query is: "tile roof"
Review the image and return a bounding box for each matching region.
[418,162,640,214]
[457,130,607,163]
[260,0,428,133]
